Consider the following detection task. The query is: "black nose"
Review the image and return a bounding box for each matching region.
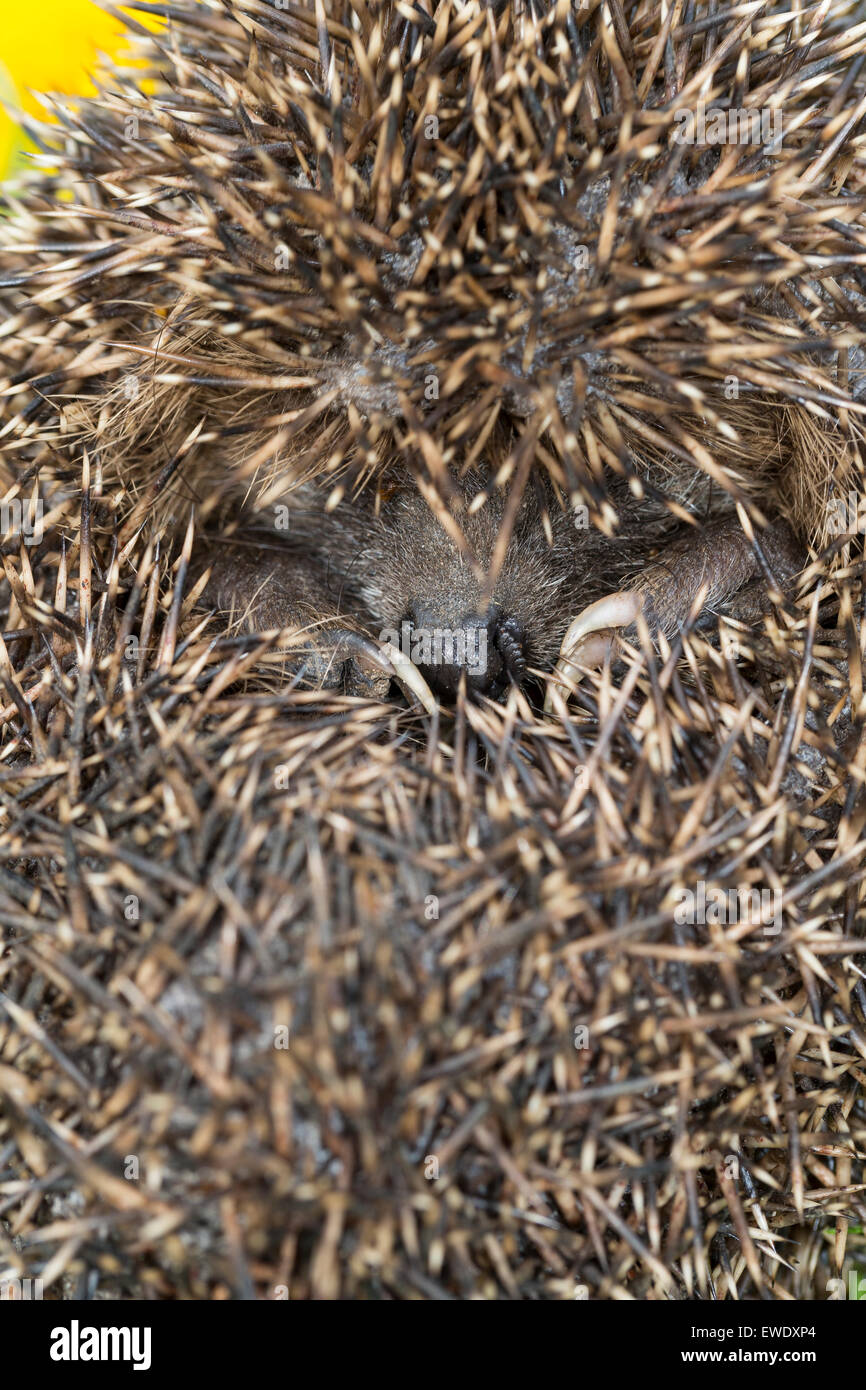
[405,606,526,699]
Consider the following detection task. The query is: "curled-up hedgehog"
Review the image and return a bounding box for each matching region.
[3,0,866,1307]
[2,0,864,711]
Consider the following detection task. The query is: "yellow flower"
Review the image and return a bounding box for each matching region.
[0,0,163,178]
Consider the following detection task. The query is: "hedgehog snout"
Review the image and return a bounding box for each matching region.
[400,603,526,699]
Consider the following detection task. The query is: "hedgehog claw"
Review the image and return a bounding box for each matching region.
[321,632,438,714]
[377,641,439,714]
[282,630,438,713]
[544,591,643,711]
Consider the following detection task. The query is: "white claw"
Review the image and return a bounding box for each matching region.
[544,591,643,712]
[379,641,439,715]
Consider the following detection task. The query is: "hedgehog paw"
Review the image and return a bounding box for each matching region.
[281,629,437,712]
[544,518,804,710]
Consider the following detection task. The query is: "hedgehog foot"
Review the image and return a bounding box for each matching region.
[295,629,438,711]
[198,542,437,710]
[545,517,804,708]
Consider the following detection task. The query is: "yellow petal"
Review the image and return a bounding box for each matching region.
[0,0,164,178]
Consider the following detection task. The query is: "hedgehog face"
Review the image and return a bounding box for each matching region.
[215,453,800,708]
[359,472,606,696]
